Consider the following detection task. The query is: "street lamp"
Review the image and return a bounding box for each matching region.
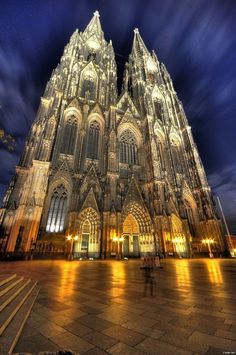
[112,235,124,260]
[202,238,215,258]
[66,235,78,261]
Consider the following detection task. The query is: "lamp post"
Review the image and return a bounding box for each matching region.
[202,238,214,258]
[66,235,78,261]
[112,235,124,260]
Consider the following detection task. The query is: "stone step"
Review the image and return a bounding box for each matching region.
[0,276,24,297]
[0,274,17,288]
[0,280,36,336]
[0,278,31,313]
[0,284,40,355]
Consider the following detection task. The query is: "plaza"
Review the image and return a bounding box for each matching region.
[0,258,236,354]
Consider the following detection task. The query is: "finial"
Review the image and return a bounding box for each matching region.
[93,10,100,17]
[134,28,139,34]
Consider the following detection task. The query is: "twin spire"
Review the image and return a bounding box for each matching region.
[132,27,149,56]
[83,11,150,56]
[83,10,103,39]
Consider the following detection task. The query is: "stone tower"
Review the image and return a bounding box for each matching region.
[0,12,225,257]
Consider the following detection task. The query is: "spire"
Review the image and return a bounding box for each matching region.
[83,11,104,39]
[132,28,149,56]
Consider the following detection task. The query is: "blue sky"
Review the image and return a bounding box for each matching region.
[0,0,235,232]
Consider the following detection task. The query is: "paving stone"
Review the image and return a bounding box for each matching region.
[135,337,192,355]
[97,311,130,325]
[38,298,72,311]
[50,331,95,353]
[77,305,103,315]
[102,325,146,346]
[215,329,236,341]
[77,315,114,332]
[188,330,236,352]
[58,308,87,319]
[19,324,39,338]
[64,320,93,337]
[107,342,144,354]
[38,321,67,338]
[84,347,109,355]
[82,331,118,350]
[205,346,229,354]
[0,259,234,354]
[14,333,60,354]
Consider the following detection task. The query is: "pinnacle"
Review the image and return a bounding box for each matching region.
[93,10,100,17]
[132,28,149,56]
[84,10,103,38]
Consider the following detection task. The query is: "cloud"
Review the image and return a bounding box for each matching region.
[208,165,236,233]
[0,46,41,200]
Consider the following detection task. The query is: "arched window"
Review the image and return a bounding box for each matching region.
[46,184,68,233]
[120,130,138,165]
[60,116,77,155]
[157,141,165,170]
[171,139,182,173]
[154,100,163,121]
[87,120,100,159]
[81,75,96,100]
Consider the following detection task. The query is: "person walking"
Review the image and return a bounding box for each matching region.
[143,256,155,297]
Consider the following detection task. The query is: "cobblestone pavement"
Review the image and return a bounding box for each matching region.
[1,258,236,354]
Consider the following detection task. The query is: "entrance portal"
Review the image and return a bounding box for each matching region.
[122,214,140,257]
[74,208,100,258]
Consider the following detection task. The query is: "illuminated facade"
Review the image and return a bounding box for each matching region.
[0,12,225,257]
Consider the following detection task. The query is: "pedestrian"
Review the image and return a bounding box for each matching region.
[142,256,155,297]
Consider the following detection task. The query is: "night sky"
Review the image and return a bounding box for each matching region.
[0,0,235,233]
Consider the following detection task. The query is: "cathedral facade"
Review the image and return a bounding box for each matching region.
[0,12,226,258]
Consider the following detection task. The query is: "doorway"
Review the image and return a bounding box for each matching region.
[122,214,140,257]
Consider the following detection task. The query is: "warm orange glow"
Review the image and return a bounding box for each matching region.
[204,259,223,285]
[174,260,192,292]
[202,238,215,244]
[57,261,76,300]
[66,235,72,241]
[112,235,124,242]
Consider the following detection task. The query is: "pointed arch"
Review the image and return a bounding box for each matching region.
[45,116,56,139]
[182,183,199,237]
[60,115,78,155]
[122,202,152,234]
[87,120,100,159]
[74,207,101,257]
[86,112,105,161]
[79,63,98,100]
[78,207,100,231]
[46,184,68,233]
[119,130,138,165]
[169,130,183,173]
[117,122,142,147]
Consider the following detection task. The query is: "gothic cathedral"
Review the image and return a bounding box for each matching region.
[0,12,225,258]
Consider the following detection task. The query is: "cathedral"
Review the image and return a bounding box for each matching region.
[0,11,226,258]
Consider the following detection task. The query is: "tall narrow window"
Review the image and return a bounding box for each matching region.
[158,141,165,170]
[81,76,96,100]
[60,116,77,155]
[154,101,163,121]
[46,184,68,233]
[119,130,138,165]
[171,140,182,173]
[87,121,100,159]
